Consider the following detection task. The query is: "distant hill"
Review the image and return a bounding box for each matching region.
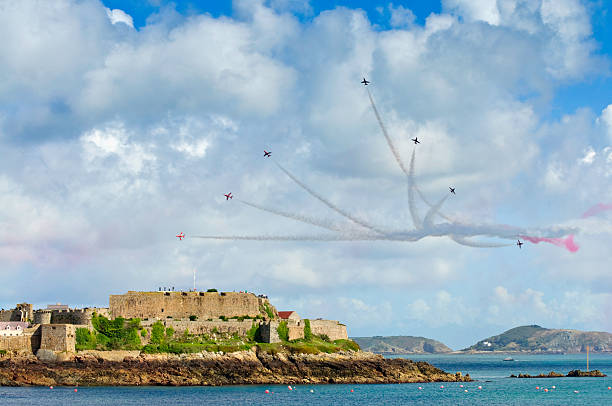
[352,336,452,354]
[463,325,612,353]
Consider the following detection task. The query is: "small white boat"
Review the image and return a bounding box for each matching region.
[503,357,515,362]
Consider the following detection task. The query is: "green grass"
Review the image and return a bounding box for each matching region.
[256,337,360,355]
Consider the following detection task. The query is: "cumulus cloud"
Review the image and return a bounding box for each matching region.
[0,0,611,343]
[105,8,134,28]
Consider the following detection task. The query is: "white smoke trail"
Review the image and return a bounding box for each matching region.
[450,235,514,248]
[237,199,343,232]
[408,149,422,229]
[273,160,386,235]
[191,234,381,241]
[367,88,409,176]
[416,186,454,222]
[423,195,449,228]
[367,88,422,229]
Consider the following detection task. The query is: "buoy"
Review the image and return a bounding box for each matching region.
[608,386,611,390]
[464,389,468,392]
[49,386,53,389]
[460,384,464,388]
[350,389,354,393]
[74,389,78,392]
[288,385,292,390]
[310,389,314,393]
[418,387,423,390]
[440,385,444,389]
[551,386,556,389]
[544,389,549,392]
[536,386,540,390]
[574,390,579,393]
[478,386,482,390]
[265,390,270,394]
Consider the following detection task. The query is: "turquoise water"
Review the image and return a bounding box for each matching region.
[2,354,612,405]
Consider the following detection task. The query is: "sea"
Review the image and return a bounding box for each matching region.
[2,353,612,405]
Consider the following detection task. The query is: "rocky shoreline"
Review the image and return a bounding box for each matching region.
[0,349,470,387]
[510,370,607,378]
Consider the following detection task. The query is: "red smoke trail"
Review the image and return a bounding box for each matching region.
[581,203,612,218]
[520,235,579,253]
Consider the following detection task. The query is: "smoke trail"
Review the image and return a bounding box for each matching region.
[367,88,409,176]
[273,160,386,234]
[450,235,513,248]
[367,88,422,229]
[581,203,612,218]
[237,199,343,232]
[520,235,579,252]
[415,186,454,222]
[423,195,449,228]
[191,234,381,241]
[408,149,422,229]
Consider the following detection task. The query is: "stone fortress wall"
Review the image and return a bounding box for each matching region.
[109,291,268,320]
[0,291,349,355]
[310,319,348,341]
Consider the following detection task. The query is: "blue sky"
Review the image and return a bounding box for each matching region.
[1,0,612,349]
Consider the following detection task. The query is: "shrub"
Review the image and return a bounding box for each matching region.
[303,319,312,341]
[277,321,289,342]
[211,327,219,334]
[140,328,147,338]
[246,323,260,342]
[189,315,198,321]
[76,328,96,351]
[150,321,165,344]
[219,315,227,321]
[263,303,275,319]
[90,314,140,350]
[318,334,330,342]
[207,288,218,292]
[0,350,6,355]
[165,327,175,338]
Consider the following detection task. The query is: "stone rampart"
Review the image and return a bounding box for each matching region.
[110,291,264,320]
[309,319,348,341]
[44,307,109,326]
[154,319,257,337]
[0,304,33,322]
[260,321,281,343]
[287,320,305,341]
[0,327,40,353]
[40,324,77,353]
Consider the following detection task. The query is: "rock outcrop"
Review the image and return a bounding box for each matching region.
[0,349,471,386]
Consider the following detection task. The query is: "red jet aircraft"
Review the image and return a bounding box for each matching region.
[176,232,185,240]
[264,150,271,157]
[224,192,233,200]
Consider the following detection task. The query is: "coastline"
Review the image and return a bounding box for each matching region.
[0,349,470,387]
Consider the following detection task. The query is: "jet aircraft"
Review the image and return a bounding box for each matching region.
[361,77,370,86]
[224,192,233,200]
[516,240,523,249]
[449,187,455,195]
[411,137,420,144]
[176,232,185,240]
[264,150,271,157]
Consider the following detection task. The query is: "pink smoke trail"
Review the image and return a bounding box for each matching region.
[520,235,579,253]
[581,203,612,218]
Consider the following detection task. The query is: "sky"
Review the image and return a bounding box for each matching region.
[1,0,612,350]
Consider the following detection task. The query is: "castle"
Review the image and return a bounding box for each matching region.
[0,290,347,358]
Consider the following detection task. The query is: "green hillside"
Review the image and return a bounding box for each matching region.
[464,325,612,352]
[351,336,452,354]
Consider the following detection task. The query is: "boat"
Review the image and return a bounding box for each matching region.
[503,357,515,362]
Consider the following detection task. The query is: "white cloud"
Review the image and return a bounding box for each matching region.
[81,122,156,174]
[105,8,134,28]
[0,0,611,344]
